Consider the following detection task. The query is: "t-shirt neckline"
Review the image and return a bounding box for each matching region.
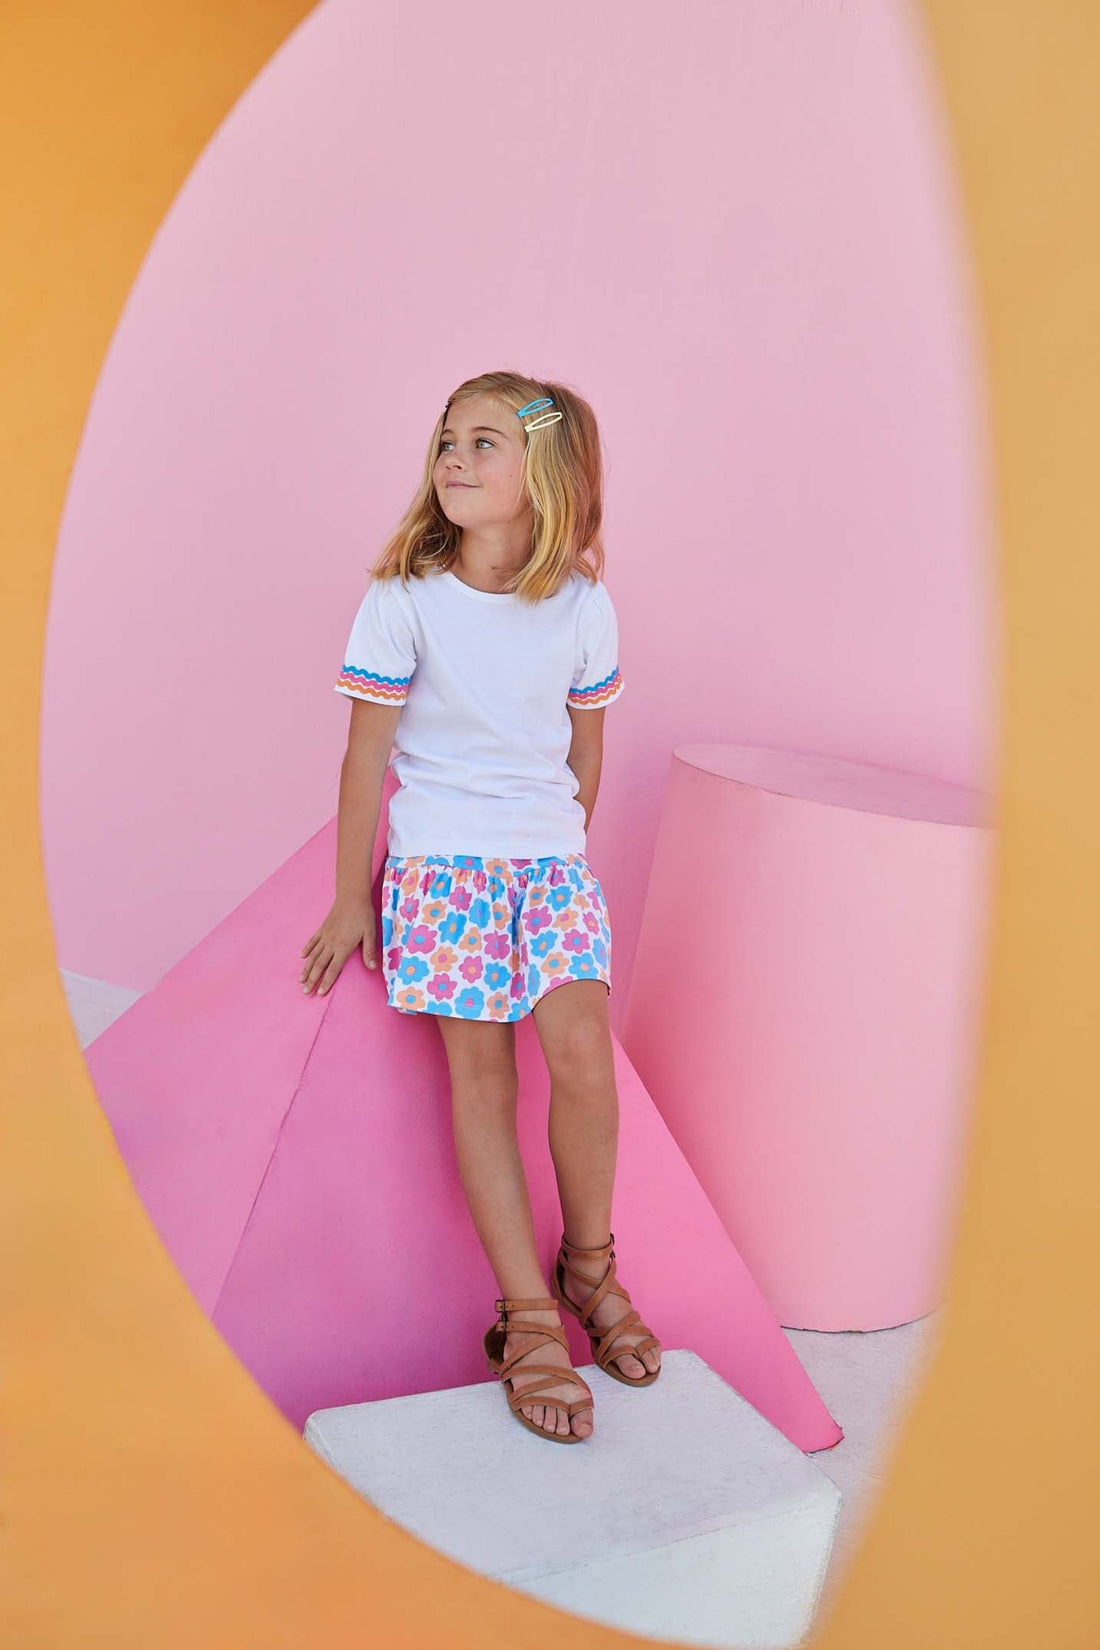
[443,569,518,603]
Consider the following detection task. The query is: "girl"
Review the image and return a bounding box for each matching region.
[300,370,661,1444]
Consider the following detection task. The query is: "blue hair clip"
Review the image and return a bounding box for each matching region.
[517,395,563,430]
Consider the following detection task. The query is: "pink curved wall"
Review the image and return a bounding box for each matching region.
[40,0,996,1020]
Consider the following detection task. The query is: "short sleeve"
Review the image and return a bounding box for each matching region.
[568,581,625,710]
[333,576,417,706]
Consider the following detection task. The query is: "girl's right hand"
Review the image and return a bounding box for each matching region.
[299,900,377,996]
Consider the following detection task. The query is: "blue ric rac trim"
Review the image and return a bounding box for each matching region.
[335,663,411,702]
[568,666,622,706]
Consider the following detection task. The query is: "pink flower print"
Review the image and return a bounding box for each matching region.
[459,955,484,983]
[449,885,472,910]
[484,930,511,960]
[486,991,511,1017]
[562,928,591,954]
[423,898,447,924]
[509,971,526,999]
[523,906,553,935]
[427,973,457,1001]
[407,924,437,954]
[432,944,459,973]
[583,911,601,934]
[386,946,403,972]
[473,871,487,892]
[419,870,435,895]
[399,896,420,923]
[395,985,427,1011]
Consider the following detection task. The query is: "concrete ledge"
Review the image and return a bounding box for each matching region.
[304,1349,841,1648]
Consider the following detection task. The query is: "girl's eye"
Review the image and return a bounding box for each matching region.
[439,438,493,452]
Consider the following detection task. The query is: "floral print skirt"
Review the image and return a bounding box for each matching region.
[380,853,612,1021]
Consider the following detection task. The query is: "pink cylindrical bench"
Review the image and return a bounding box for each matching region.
[620,744,994,1330]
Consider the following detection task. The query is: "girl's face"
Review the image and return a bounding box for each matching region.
[433,395,533,531]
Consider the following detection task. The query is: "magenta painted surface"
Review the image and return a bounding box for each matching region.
[41,0,996,1028]
[88,815,842,1451]
[622,750,995,1329]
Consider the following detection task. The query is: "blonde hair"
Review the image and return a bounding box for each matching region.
[369,369,606,602]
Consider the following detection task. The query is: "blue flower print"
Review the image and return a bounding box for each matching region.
[441,910,467,945]
[592,938,608,967]
[569,954,599,980]
[453,855,481,869]
[455,985,485,1018]
[547,884,573,911]
[468,896,491,928]
[483,961,510,991]
[530,930,558,958]
[381,913,394,947]
[397,955,430,985]
[429,871,453,899]
[527,964,541,998]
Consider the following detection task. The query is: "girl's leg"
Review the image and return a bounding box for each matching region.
[433,1015,593,1439]
[530,978,661,1380]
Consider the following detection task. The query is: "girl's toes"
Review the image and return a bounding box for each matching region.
[642,1347,661,1373]
[616,1351,645,1378]
[555,1411,571,1436]
[572,1411,593,1439]
[530,1405,545,1429]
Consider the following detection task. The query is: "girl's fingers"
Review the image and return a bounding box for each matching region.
[302,947,335,992]
[317,949,350,995]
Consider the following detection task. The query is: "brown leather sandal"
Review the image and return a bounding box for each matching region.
[552,1232,662,1387]
[483,1295,595,1443]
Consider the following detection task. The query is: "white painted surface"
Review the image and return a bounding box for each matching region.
[305,1349,840,1648]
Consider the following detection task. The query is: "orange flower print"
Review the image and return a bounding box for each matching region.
[486,990,511,1017]
[432,944,459,973]
[395,985,427,1012]
[485,858,510,878]
[460,928,481,953]
[423,898,447,924]
[543,953,568,976]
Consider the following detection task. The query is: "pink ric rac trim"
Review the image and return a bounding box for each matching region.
[568,667,622,708]
[335,664,410,703]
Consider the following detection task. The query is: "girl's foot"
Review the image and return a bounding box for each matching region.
[557,1238,662,1381]
[502,1307,595,1439]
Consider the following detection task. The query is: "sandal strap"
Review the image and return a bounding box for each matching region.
[558,1242,630,1326]
[558,1237,659,1371]
[495,1296,560,1312]
[501,1366,594,1411]
[498,1326,571,1376]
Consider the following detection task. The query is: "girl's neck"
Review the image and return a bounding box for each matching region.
[451,531,533,594]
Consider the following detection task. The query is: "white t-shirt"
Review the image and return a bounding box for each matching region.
[333,565,625,858]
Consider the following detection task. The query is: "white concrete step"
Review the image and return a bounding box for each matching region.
[304,1349,841,1649]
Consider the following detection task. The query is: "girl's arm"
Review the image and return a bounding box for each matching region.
[566,704,606,833]
[300,699,401,995]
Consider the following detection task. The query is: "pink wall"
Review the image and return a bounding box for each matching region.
[40,0,996,1023]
